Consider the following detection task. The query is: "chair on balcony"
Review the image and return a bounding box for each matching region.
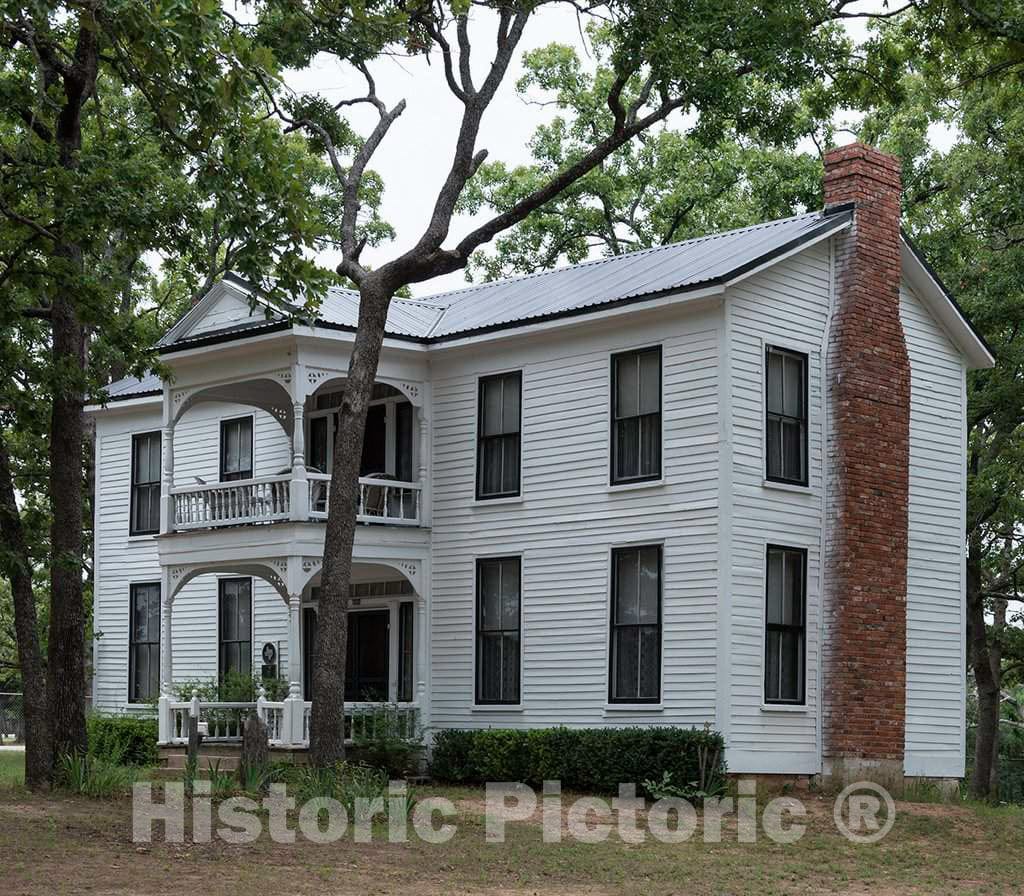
[360,472,395,519]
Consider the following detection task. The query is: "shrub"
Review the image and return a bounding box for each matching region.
[350,705,424,778]
[87,714,159,767]
[57,752,139,799]
[430,724,726,798]
[290,761,415,822]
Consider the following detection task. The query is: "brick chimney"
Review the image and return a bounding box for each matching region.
[821,143,910,786]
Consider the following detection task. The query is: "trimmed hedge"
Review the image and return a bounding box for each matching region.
[87,714,159,767]
[430,725,725,797]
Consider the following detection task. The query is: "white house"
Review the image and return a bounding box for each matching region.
[87,144,994,784]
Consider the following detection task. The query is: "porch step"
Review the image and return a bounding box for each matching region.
[158,744,310,774]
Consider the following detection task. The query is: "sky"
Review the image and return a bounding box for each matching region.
[282,4,904,296]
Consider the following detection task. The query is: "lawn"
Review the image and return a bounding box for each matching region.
[1,751,1023,895]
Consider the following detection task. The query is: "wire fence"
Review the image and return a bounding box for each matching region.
[0,693,23,743]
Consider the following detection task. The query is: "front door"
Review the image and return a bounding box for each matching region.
[346,609,390,702]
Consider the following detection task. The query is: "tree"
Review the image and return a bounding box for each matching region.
[851,1,1024,800]
[0,2,345,784]
[245,0,854,765]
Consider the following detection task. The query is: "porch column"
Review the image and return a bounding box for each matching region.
[416,598,427,706]
[159,423,175,534]
[158,569,174,743]
[290,401,309,521]
[284,593,305,745]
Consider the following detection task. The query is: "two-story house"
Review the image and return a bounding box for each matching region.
[87,144,994,785]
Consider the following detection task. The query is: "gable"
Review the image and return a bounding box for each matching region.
[185,286,278,338]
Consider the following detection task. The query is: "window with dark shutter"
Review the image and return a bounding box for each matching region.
[476,372,522,499]
[764,545,806,704]
[130,431,161,535]
[609,545,662,703]
[475,557,521,704]
[611,347,662,484]
[129,583,160,703]
[765,346,808,485]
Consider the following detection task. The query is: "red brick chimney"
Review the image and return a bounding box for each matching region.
[821,143,910,786]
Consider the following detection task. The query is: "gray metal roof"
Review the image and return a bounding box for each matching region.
[103,372,163,401]
[158,208,849,350]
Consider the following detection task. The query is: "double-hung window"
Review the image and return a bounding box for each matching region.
[609,545,662,703]
[218,578,252,680]
[475,557,521,704]
[765,346,808,485]
[130,431,161,535]
[611,347,662,484]
[129,583,160,703]
[764,545,806,705]
[476,372,522,499]
[220,416,253,482]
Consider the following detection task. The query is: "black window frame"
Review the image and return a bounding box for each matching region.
[608,544,663,704]
[129,431,162,536]
[397,600,415,703]
[218,577,252,682]
[128,582,161,703]
[219,415,254,482]
[763,544,807,706]
[764,345,809,487]
[610,346,663,486]
[476,371,522,500]
[474,556,522,705]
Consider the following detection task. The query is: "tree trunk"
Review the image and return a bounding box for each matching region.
[309,284,392,766]
[0,436,52,788]
[46,285,89,762]
[968,536,1000,801]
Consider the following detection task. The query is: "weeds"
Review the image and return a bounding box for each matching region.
[56,752,138,799]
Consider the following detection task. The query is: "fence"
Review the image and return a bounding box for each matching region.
[0,693,23,743]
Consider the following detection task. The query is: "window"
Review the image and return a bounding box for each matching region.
[764,545,806,705]
[129,583,160,703]
[130,431,161,535]
[218,578,252,680]
[609,545,662,703]
[476,372,522,499]
[611,347,662,484]
[765,346,808,485]
[220,416,253,481]
[475,557,521,704]
[397,601,415,703]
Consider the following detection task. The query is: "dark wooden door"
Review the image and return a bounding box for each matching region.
[346,610,390,702]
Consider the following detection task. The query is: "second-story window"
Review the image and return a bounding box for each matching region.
[765,346,808,485]
[477,372,521,499]
[220,416,253,481]
[611,346,662,485]
[130,431,161,535]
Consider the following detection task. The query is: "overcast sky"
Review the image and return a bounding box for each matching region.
[284,5,888,296]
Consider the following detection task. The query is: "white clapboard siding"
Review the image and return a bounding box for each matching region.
[91,401,292,713]
[901,281,966,778]
[428,305,721,731]
[186,289,272,337]
[724,241,831,774]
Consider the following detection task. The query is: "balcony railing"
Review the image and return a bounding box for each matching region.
[171,475,291,530]
[170,473,422,530]
[308,472,421,526]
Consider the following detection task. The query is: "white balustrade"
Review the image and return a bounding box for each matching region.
[308,473,421,526]
[171,475,291,530]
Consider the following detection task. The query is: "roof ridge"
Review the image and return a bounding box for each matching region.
[419,209,824,304]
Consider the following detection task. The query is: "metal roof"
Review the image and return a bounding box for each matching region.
[102,372,163,401]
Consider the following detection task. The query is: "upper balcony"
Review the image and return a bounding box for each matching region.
[156,345,430,536]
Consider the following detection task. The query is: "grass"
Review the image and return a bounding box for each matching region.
[0,750,24,789]
[0,752,1022,894]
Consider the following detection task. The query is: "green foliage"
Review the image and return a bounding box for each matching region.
[430,725,726,798]
[288,761,414,821]
[205,758,236,799]
[350,704,423,778]
[56,752,139,799]
[172,672,288,702]
[86,714,159,767]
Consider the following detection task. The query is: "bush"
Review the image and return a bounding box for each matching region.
[430,724,726,798]
[57,752,139,799]
[350,705,424,778]
[87,714,159,767]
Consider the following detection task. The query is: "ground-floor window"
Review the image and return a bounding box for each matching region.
[218,577,252,681]
[764,544,806,704]
[398,601,415,702]
[129,582,160,703]
[609,544,662,703]
[476,556,521,705]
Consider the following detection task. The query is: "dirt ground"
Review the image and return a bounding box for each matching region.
[1,780,1023,896]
